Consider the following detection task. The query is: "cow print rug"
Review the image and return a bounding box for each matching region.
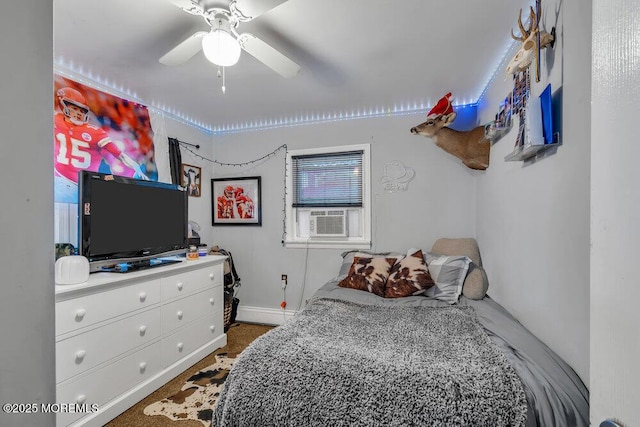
[143,353,236,426]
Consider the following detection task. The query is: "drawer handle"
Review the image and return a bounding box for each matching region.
[139,325,147,335]
[209,273,215,280]
[210,325,216,333]
[76,395,86,404]
[177,282,184,291]
[209,298,215,305]
[75,350,86,362]
[177,310,183,320]
[139,362,147,373]
[177,342,184,352]
[75,309,86,321]
[139,292,147,302]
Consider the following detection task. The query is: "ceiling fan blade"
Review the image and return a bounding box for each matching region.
[231,0,288,20]
[159,31,207,66]
[168,0,203,15]
[238,33,300,78]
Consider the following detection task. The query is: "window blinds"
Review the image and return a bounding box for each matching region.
[291,150,363,207]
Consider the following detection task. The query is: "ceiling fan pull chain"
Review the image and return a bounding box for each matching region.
[216,66,227,94]
[222,66,227,94]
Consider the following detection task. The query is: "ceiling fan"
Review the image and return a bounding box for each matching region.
[160,0,301,78]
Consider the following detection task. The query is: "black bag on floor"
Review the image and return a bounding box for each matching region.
[224,290,240,332]
[210,246,241,331]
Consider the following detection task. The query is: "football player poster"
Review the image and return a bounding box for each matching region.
[211,177,262,226]
[54,75,158,203]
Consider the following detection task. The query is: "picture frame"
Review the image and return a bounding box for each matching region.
[495,92,513,129]
[211,176,262,226]
[181,163,202,197]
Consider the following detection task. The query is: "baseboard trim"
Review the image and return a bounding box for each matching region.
[236,305,296,326]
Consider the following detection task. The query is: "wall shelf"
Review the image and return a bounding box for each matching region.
[504,137,561,162]
[485,121,512,144]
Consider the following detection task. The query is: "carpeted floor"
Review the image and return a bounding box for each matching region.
[105,322,274,427]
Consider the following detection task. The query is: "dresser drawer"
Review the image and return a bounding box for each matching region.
[56,279,161,336]
[56,341,162,427]
[161,286,222,334]
[161,311,223,367]
[161,265,222,301]
[57,308,161,382]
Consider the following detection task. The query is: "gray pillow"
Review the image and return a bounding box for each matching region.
[430,238,489,300]
[422,252,471,304]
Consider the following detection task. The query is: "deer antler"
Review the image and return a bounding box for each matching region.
[511,7,537,42]
[511,9,527,42]
[528,6,538,33]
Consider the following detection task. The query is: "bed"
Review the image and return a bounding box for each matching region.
[212,239,589,426]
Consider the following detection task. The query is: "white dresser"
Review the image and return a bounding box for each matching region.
[55,255,227,426]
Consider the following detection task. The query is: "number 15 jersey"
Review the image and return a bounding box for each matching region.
[54,112,123,183]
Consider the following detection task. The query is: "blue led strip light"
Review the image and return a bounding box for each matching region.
[55,50,502,136]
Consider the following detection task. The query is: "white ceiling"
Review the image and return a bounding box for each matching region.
[54,0,533,133]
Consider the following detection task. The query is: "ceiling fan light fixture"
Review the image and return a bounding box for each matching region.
[202,28,241,67]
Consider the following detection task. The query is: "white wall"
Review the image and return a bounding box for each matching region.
[211,114,479,315]
[591,0,640,424]
[476,0,591,385]
[0,3,56,427]
[152,115,215,245]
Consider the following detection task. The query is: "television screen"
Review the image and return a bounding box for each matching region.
[79,171,188,270]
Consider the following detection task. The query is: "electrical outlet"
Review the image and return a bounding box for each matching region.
[281,274,287,289]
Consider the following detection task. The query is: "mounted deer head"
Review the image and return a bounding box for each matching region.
[410,93,490,170]
[506,6,555,75]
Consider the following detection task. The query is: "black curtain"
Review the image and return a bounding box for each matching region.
[168,137,182,185]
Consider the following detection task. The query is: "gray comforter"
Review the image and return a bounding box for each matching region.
[213,281,589,426]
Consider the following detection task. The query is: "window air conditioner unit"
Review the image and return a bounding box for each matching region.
[309,210,347,237]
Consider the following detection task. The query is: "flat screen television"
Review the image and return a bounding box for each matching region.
[79,171,188,272]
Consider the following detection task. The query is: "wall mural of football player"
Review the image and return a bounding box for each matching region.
[53,76,157,203]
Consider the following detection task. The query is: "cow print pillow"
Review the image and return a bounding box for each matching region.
[385,250,435,298]
[338,256,397,297]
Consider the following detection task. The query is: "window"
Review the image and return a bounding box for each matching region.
[285,144,371,249]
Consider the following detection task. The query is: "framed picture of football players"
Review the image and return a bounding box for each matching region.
[181,163,202,197]
[211,176,262,226]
